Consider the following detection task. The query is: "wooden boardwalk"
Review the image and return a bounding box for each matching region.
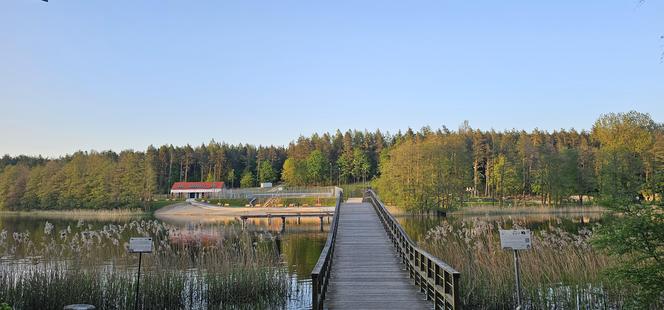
[324,201,431,309]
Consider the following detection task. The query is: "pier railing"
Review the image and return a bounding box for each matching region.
[365,190,461,310]
[310,189,343,310]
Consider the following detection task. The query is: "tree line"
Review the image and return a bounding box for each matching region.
[0,111,662,210]
[377,111,664,210]
[0,130,385,210]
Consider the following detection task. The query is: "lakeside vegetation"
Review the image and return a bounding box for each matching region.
[0,219,289,309]
[422,217,625,309]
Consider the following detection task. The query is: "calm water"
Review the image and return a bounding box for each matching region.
[0,208,608,309]
[398,211,606,244]
[0,213,329,309]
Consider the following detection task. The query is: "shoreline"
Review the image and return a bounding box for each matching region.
[154,202,336,217]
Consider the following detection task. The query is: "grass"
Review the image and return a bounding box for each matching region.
[452,205,608,216]
[198,198,250,207]
[0,208,148,221]
[0,200,183,219]
[420,218,626,309]
[147,199,184,212]
[200,197,336,207]
[274,197,336,207]
[0,219,290,309]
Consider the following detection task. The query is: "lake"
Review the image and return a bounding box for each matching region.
[0,207,613,309]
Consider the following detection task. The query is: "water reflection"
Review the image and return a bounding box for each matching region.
[397,210,606,244]
[0,213,328,309]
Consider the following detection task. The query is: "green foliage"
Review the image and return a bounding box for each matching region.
[488,154,520,202]
[227,169,236,188]
[258,160,276,183]
[146,199,182,212]
[203,198,249,206]
[351,149,371,183]
[1,111,661,212]
[240,171,255,188]
[336,153,354,184]
[306,150,328,185]
[376,133,471,211]
[589,112,664,307]
[592,205,664,306]
[592,112,657,206]
[591,111,656,154]
[281,158,306,186]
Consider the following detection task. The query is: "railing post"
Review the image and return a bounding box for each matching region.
[452,272,460,309]
[311,273,319,310]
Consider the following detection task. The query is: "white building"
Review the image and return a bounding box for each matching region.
[170,182,224,199]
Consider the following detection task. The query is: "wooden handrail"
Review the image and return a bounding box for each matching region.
[365,189,461,310]
[310,190,343,310]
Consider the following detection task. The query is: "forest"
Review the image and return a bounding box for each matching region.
[0,111,662,210]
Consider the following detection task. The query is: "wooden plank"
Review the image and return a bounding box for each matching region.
[325,202,431,309]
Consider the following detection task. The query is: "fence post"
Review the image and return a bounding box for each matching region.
[311,273,319,310]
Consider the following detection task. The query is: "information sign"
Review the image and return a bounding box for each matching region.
[499,229,532,250]
[129,237,153,253]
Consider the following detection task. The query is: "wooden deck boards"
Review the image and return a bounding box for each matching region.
[325,202,431,309]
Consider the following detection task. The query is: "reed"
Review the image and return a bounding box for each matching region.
[421,218,626,309]
[0,209,147,221]
[0,219,290,309]
[451,205,607,216]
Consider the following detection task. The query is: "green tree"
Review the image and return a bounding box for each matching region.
[227,169,236,188]
[258,160,276,183]
[306,150,328,185]
[351,149,370,183]
[240,171,255,188]
[281,158,306,186]
[489,154,519,204]
[337,153,353,184]
[0,165,29,210]
[592,112,657,205]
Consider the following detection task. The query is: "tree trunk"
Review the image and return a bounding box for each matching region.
[473,160,479,197]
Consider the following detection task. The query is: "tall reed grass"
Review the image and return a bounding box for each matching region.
[422,218,626,309]
[0,219,290,309]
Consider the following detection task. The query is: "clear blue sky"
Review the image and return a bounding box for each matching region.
[1,1,663,157]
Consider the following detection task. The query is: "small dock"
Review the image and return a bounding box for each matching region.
[239,212,333,231]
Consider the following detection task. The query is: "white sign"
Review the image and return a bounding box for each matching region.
[129,237,153,253]
[499,229,532,250]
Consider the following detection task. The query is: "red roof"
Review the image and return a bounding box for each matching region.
[171,182,224,190]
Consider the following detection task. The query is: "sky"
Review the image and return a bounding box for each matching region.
[1,1,663,158]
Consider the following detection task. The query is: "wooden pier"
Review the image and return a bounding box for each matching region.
[239,212,333,231]
[311,191,460,310]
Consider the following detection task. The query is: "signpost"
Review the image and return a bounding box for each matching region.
[499,229,531,309]
[129,237,153,310]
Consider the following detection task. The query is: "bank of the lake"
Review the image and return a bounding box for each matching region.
[396,208,634,309]
[0,208,331,309]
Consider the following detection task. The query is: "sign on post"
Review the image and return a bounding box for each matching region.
[129,237,153,253]
[499,229,531,309]
[499,229,531,250]
[128,237,153,310]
